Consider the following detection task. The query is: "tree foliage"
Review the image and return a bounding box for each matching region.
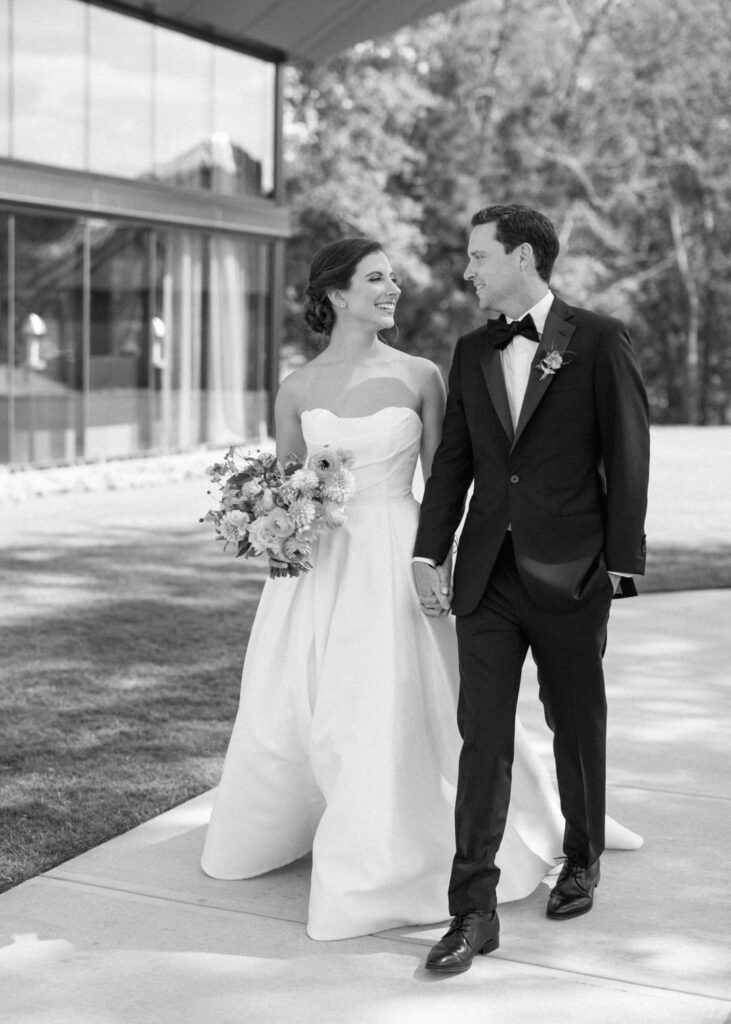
[282,0,731,423]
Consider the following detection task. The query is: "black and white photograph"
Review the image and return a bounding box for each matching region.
[1,1,729,1021]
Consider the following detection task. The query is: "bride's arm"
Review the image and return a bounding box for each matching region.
[418,362,447,480]
[413,363,453,612]
[274,374,307,464]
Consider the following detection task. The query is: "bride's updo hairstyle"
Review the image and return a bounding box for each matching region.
[304,237,384,337]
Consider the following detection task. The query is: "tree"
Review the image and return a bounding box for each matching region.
[282,0,731,423]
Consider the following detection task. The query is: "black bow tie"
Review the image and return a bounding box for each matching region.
[487,313,540,349]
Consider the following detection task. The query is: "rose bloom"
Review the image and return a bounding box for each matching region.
[307,447,341,479]
[246,516,280,553]
[282,534,313,563]
[266,507,296,539]
[322,500,347,528]
[543,351,563,370]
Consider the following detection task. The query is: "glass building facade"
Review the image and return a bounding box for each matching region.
[0,0,285,467]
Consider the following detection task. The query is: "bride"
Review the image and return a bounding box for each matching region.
[200,237,640,941]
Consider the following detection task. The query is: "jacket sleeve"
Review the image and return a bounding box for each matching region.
[594,323,650,575]
[413,337,475,563]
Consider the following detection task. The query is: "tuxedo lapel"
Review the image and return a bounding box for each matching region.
[479,329,513,441]
[511,299,576,451]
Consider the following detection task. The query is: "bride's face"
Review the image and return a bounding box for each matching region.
[334,251,401,331]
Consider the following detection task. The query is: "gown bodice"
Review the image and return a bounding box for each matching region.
[301,407,421,506]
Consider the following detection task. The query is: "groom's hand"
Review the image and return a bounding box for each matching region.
[412,561,452,617]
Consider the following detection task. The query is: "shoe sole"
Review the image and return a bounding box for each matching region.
[424,936,500,973]
[546,901,594,920]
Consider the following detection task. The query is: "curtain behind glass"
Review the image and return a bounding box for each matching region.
[157,229,205,449]
[207,236,248,444]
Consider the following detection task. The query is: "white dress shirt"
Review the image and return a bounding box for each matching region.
[501,290,554,429]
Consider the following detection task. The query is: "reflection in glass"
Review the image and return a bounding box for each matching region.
[12,214,85,463]
[0,214,10,460]
[89,6,154,179]
[2,210,272,465]
[212,48,275,196]
[0,0,10,155]
[87,220,151,458]
[207,235,271,441]
[11,0,86,168]
[3,0,277,196]
[154,29,212,189]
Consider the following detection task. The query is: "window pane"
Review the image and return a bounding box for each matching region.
[0,0,10,155]
[89,6,154,179]
[212,49,276,197]
[154,29,212,189]
[11,0,87,169]
[87,220,152,459]
[12,213,85,463]
[207,235,271,442]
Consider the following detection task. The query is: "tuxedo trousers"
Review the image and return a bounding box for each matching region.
[449,532,611,914]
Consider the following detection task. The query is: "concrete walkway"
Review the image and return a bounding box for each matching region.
[2,588,730,1023]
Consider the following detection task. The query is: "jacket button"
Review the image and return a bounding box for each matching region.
[510,474,519,483]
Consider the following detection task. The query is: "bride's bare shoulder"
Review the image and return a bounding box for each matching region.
[392,349,443,387]
[276,363,312,411]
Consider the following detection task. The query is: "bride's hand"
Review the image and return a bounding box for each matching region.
[412,561,451,617]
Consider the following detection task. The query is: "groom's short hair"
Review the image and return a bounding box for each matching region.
[471,204,560,283]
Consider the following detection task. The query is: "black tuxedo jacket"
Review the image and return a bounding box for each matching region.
[414,296,650,616]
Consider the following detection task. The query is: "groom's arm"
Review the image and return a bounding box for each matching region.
[414,337,475,564]
[594,321,650,579]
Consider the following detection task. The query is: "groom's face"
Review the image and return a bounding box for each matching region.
[464,222,521,313]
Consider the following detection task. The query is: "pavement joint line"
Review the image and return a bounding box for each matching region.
[606,783,731,802]
[25,875,731,1006]
[368,932,731,1005]
[34,872,311,926]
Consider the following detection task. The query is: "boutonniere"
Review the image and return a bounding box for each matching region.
[537,346,574,382]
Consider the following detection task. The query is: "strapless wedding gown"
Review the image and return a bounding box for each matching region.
[201,406,640,940]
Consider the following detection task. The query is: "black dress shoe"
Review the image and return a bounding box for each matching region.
[425,909,500,974]
[546,858,600,919]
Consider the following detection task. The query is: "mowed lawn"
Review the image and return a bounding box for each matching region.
[0,426,729,893]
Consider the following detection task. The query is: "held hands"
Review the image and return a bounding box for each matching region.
[412,559,453,617]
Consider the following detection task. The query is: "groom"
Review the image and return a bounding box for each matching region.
[412,204,649,974]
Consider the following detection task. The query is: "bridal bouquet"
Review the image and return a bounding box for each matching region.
[203,445,356,578]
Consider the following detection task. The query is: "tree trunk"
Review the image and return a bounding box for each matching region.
[667,195,701,424]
